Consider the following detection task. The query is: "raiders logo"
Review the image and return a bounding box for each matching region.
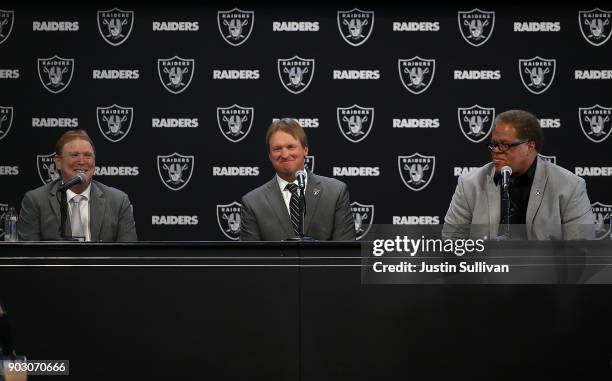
[96,105,133,143]
[519,56,556,95]
[97,8,134,46]
[592,202,612,240]
[398,154,436,192]
[579,8,612,46]
[0,203,7,239]
[37,56,74,94]
[217,105,254,143]
[157,153,194,191]
[337,105,374,143]
[305,155,315,172]
[579,105,612,143]
[457,105,495,143]
[0,106,13,141]
[458,9,495,47]
[278,56,315,94]
[158,56,195,94]
[217,8,254,46]
[0,10,15,45]
[537,154,557,165]
[351,202,374,240]
[37,153,60,184]
[398,57,435,95]
[337,8,374,46]
[217,201,243,241]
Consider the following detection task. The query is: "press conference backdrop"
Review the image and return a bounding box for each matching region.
[0,3,610,241]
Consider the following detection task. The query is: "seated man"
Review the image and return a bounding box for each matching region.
[443,109,595,240]
[17,130,137,241]
[240,118,355,241]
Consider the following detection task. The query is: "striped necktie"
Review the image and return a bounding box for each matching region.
[285,183,301,237]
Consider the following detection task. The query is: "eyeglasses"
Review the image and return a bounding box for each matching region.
[488,139,529,153]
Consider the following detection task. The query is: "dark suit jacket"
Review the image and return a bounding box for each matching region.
[240,172,356,241]
[17,179,137,241]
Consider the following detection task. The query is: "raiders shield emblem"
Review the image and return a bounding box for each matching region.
[579,105,612,143]
[217,201,243,240]
[37,153,60,184]
[398,154,436,192]
[0,10,15,45]
[398,57,435,95]
[97,105,133,143]
[97,8,134,46]
[579,9,612,46]
[519,56,556,95]
[592,202,612,239]
[0,106,13,141]
[337,9,374,46]
[158,56,195,94]
[217,105,254,143]
[278,56,315,94]
[304,155,315,172]
[458,105,495,143]
[537,154,557,165]
[38,56,74,94]
[337,105,374,143]
[458,9,495,47]
[217,8,254,46]
[157,153,194,191]
[0,203,7,239]
[351,202,374,240]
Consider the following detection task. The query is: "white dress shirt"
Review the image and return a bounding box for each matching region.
[66,184,92,241]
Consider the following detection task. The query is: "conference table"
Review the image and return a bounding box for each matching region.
[0,241,611,380]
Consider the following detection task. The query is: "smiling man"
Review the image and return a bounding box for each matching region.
[443,110,595,240]
[240,118,355,241]
[17,130,137,241]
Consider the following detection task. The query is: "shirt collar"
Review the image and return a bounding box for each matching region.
[276,171,308,192]
[66,183,92,201]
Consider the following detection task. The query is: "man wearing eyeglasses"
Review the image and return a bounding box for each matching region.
[17,130,137,241]
[443,109,595,240]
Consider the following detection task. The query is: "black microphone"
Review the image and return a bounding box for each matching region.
[57,173,87,192]
[295,170,307,189]
[501,166,512,191]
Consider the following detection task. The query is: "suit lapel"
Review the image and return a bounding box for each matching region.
[486,168,500,238]
[304,172,322,233]
[89,182,106,242]
[526,158,547,235]
[263,177,294,238]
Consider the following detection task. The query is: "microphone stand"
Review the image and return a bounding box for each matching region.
[56,186,80,241]
[501,182,511,238]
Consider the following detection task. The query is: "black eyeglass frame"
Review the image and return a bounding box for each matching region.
[487,139,530,152]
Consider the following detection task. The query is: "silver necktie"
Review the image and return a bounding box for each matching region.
[70,194,86,239]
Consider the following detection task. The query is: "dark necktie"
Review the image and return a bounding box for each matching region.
[285,183,300,236]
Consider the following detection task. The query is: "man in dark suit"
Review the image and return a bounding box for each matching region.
[17,130,137,241]
[240,118,355,241]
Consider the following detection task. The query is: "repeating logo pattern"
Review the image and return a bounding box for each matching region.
[398,154,436,191]
[218,8,254,46]
[305,155,315,172]
[458,9,495,47]
[96,105,133,143]
[217,105,254,143]
[537,154,557,165]
[592,202,612,240]
[519,56,556,94]
[157,153,194,191]
[398,57,435,94]
[458,105,495,143]
[277,56,315,94]
[337,105,374,143]
[351,202,374,240]
[217,201,242,240]
[37,56,74,94]
[0,106,13,141]
[97,8,134,46]
[579,9,612,46]
[37,153,60,184]
[0,9,15,45]
[579,105,612,143]
[158,57,194,94]
[337,9,374,46]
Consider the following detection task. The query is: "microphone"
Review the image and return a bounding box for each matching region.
[295,170,307,189]
[501,166,512,191]
[57,173,87,192]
